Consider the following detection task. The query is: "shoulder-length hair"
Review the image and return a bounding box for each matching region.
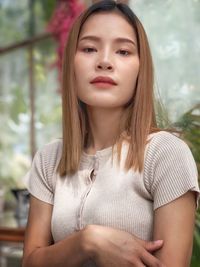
[58,0,159,177]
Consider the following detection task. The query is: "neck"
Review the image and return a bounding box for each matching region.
[85,106,124,154]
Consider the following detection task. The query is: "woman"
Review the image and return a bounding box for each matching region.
[22,1,199,266]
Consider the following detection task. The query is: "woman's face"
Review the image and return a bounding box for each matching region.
[74,11,139,109]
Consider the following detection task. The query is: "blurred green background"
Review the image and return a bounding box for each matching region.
[0,0,199,266]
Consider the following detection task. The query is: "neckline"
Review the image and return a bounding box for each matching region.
[82,145,113,158]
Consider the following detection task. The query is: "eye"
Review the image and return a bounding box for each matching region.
[117,49,130,56]
[83,47,96,53]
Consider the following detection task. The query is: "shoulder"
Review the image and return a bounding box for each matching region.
[148,130,187,149]
[35,139,62,166]
[37,139,62,156]
[145,130,197,174]
[146,131,194,162]
[144,131,199,209]
[34,139,63,182]
[25,139,63,204]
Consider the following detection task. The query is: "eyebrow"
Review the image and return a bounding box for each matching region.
[79,35,136,47]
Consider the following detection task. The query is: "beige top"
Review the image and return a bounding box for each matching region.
[26,131,200,267]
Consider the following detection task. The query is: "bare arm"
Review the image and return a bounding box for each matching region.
[23,196,164,267]
[22,196,90,267]
[153,191,196,267]
[83,225,164,267]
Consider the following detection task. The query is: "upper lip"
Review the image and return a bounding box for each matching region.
[90,76,117,85]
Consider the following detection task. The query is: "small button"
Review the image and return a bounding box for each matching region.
[93,170,97,176]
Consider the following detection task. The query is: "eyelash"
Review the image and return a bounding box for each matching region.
[83,47,96,53]
[82,47,131,56]
[118,50,130,56]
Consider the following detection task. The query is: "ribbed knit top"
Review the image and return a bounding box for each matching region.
[25,131,199,267]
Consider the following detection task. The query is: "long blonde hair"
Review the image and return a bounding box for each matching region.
[58,0,159,176]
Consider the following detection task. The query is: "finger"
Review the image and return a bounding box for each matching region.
[133,260,146,267]
[143,240,163,252]
[141,250,164,267]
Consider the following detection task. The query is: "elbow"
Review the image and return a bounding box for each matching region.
[22,248,40,267]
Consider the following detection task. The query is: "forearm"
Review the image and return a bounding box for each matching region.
[153,242,193,267]
[153,191,196,267]
[22,229,91,267]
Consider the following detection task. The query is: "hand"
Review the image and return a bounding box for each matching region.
[83,225,165,267]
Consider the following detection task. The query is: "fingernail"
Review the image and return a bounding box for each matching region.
[154,240,163,245]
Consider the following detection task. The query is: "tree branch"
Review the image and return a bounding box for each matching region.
[0,32,52,55]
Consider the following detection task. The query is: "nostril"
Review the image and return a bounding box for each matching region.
[96,63,113,70]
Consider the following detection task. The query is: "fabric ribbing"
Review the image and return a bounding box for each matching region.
[25,131,200,267]
[24,139,62,204]
[144,131,199,209]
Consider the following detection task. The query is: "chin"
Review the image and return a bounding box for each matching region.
[79,96,126,109]
[86,101,122,109]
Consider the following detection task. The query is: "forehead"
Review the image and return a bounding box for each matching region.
[79,11,136,41]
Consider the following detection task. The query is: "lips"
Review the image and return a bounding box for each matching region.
[90,76,117,85]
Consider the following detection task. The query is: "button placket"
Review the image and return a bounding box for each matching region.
[93,155,99,176]
[76,148,112,231]
[77,157,99,230]
[77,182,93,230]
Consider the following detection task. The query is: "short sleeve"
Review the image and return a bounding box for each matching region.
[144,131,200,210]
[24,140,62,205]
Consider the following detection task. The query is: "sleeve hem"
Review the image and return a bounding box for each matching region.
[28,189,54,205]
[154,186,200,210]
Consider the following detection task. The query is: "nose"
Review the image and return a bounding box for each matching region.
[96,61,113,71]
[95,50,113,71]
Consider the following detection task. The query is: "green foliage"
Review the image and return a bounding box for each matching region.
[133,0,200,123]
[0,0,56,46]
[9,86,27,123]
[174,104,200,266]
[0,1,29,46]
[192,212,200,266]
[155,99,171,129]
[174,104,200,178]
[39,0,56,21]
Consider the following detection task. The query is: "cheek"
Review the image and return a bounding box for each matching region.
[121,62,139,100]
[74,57,90,83]
[124,62,139,86]
[74,58,88,100]
[74,56,81,78]
[74,53,85,73]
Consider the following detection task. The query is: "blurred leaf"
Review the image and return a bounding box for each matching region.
[39,0,56,21]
